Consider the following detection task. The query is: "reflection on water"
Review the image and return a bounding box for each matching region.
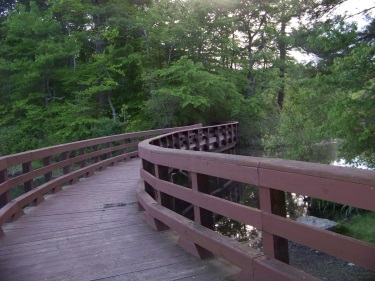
[214,184,262,249]
[286,193,309,219]
[238,141,339,164]
[214,184,309,250]
[331,157,373,170]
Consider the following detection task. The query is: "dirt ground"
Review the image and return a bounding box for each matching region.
[288,242,375,281]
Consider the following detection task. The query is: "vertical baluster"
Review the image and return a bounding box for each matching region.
[170,134,175,148]
[133,138,139,155]
[205,128,210,151]
[43,156,52,183]
[22,161,34,193]
[177,171,213,259]
[160,137,167,148]
[44,155,61,193]
[92,145,99,164]
[154,164,173,209]
[61,151,77,185]
[142,160,155,199]
[173,133,179,149]
[195,129,201,151]
[215,127,221,149]
[259,187,289,264]
[224,125,228,146]
[190,172,214,229]
[98,143,108,171]
[79,148,86,168]
[142,161,169,231]
[61,152,70,175]
[107,142,114,166]
[0,168,10,208]
[185,131,190,150]
[119,140,126,161]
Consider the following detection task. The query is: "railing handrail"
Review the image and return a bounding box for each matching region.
[0,124,202,236]
[138,122,375,280]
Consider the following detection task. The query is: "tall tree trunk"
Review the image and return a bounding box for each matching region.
[246,28,254,99]
[278,10,287,110]
[108,93,117,121]
[66,24,76,74]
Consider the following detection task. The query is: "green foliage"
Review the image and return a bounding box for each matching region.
[264,31,375,166]
[145,56,244,127]
[90,118,124,138]
[335,212,375,245]
[326,44,375,167]
[0,0,372,166]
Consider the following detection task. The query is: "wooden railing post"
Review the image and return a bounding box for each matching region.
[223,125,228,146]
[177,171,214,259]
[43,156,52,183]
[142,160,155,199]
[22,161,34,193]
[215,127,221,149]
[61,152,70,175]
[79,148,86,168]
[204,128,210,151]
[142,161,169,231]
[0,169,10,208]
[259,187,289,264]
[155,164,173,210]
[184,131,190,150]
[107,142,112,164]
[191,172,214,230]
[119,140,125,161]
[195,129,201,151]
[174,133,181,149]
[92,145,99,163]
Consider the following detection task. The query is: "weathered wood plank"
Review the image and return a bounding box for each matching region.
[0,158,239,281]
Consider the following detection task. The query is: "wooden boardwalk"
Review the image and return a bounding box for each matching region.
[0,159,239,281]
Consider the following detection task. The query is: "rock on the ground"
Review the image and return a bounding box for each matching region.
[296,216,337,230]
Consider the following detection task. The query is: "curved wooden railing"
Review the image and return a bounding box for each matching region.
[0,124,201,237]
[138,122,375,281]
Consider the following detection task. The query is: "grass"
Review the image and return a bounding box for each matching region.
[335,212,375,244]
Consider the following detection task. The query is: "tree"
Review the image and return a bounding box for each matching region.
[145,56,244,127]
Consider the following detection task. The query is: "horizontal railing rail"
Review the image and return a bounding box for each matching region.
[138,122,375,281]
[0,124,202,236]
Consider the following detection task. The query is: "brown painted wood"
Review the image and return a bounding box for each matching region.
[259,169,375,211]
[0,170,10,209]
[0,158,239,281]
[137,185,318,281]
[138,122,375,278]
[262,212,375,271]
[141,169,262,228]
[259,187,289,264]
[2,122,374,280]
[191,172,214,229]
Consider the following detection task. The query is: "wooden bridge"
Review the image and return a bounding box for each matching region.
[0,123,374,280]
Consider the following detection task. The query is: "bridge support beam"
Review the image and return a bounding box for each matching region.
[0,169,10,209]
[191,172,214,230]
[155,165,174,211]
[259,187,289,264]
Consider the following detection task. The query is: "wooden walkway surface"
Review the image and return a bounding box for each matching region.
[0,158,239,281]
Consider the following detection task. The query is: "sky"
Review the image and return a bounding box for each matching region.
[291,0,375,62]
[334,0,375,29]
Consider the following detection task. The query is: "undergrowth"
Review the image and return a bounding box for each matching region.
[335,212,375,244]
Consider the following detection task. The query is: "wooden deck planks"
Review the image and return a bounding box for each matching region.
[0,158,239,281]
